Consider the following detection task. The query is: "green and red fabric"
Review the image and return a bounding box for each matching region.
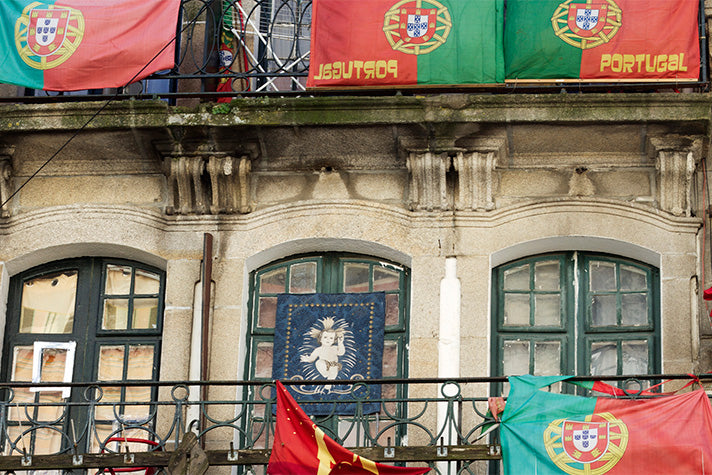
[267,381,430,475]
[0,0,180,91]
[500,375,712,474]
[307,0,503,87]
[505,0,700,81]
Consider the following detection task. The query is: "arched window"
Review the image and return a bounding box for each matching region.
[1,258,165,454]
[492,252,659,391]
[245,252,410,442]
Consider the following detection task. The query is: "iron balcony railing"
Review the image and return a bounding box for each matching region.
[1,0,709,103]
[0,375,707,474]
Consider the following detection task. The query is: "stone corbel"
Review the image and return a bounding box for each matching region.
[0,145,15,218]
[406,150,451,211]
[206,154,252,214]
[648,136,702,217]
[453,137,505,211]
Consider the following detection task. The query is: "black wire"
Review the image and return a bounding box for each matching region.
[0,0,212,211]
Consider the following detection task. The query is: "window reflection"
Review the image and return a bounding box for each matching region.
[20,271,77,334]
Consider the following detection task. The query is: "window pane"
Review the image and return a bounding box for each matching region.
[590,341,618,376]
[105,265,132,294]
[591,294,616,326]
[504,293,530,326]
[374,267,399,291]
[534,261,559,291]
[254,342,274,379]
[124,386,152,420]
[620,265,647,291]
[39,348,67,383]
[534,341,560,376]
[385,294,399,326]
[98,346,125,381]
[621,294,648,326]
[20,271,77,334]
[11,346,34,381]
[503,340,530,375]
[504,264,529,290]
[132,298,158,329]
[257,296,277,329]
[622,341,648,374]
[590,261,616,291]
[103,298,129,330]
[344,263,370,293]
[289,262,317,293]
[382,340,398,377]
[126,345,155,380]
[534,294,560,326]
[260,268,287,293]
[95,386,121,420]
[134,269,160,294]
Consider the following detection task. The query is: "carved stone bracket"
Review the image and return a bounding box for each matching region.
[0,145,15,218]
[160,142,257,215]
[648,136,702,217]
[401,136,505,212]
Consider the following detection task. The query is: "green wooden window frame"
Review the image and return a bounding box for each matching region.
[244,252,411,442]
[492,252,660,387]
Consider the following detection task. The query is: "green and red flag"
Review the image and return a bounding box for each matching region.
[307,0,503,87]
[267,381,430,474]
[500,375,712,474]
[0,0,180,91]
[505,0,700,81]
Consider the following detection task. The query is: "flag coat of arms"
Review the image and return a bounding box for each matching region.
[504,0,700,81]
[307,0,504,87]
[0,0,180,91]
[267,381,431,475]
[500,375,712,474]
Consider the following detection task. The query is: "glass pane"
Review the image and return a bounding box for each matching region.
[289,262,317,293]
[504,264,529,290]
[620,265,647,291]
[124,386,152,420]
[382,341,398,377]
[534,341,560,376]
[534,261,560,291]
[105,265,132,294]
[36,391,64,422]
[96,386,121,420]
[622,341,648,374]
[503,340,530,375]
[504,293,530,326]
[6,425,62,455]
[132,298,158,329]
[12,346,34,381]
[590,341,618,375]
[126,345,155,380]
[260,268,286,294]
[98,346,125,381]
[374,267,400,291]
[20,271,77,334]
[385,294,399,326]
[103,298,129,330]
[134,269,160,294]
[591,294,616,326]
[621,294,648,326]
[257,296,277,328]
[534,294,560,326]
[254,342,274,379]
[344,263,370,293]
[9,388,34,422]
[39,348,67,383]
[590,261,616,291]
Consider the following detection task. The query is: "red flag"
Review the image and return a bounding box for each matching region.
[267,381,430,475]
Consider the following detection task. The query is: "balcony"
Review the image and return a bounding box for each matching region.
[0,0,708,105]
[0,375,704,473]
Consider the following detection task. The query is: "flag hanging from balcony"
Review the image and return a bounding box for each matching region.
[0,0,180,91]
[267,381,430,475]
[500,375,712,475]
[307,0,504,87]
[504,0,700,82]
[273,293,385,415]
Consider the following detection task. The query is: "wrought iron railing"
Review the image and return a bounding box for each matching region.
[1,0,708,103]
[0,375,707,474]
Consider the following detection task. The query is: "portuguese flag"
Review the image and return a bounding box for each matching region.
[505,0,700,81]
[0,0,180,91]
[267,381,430,474]
[307,0,504,87]
[500,375,712,474]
